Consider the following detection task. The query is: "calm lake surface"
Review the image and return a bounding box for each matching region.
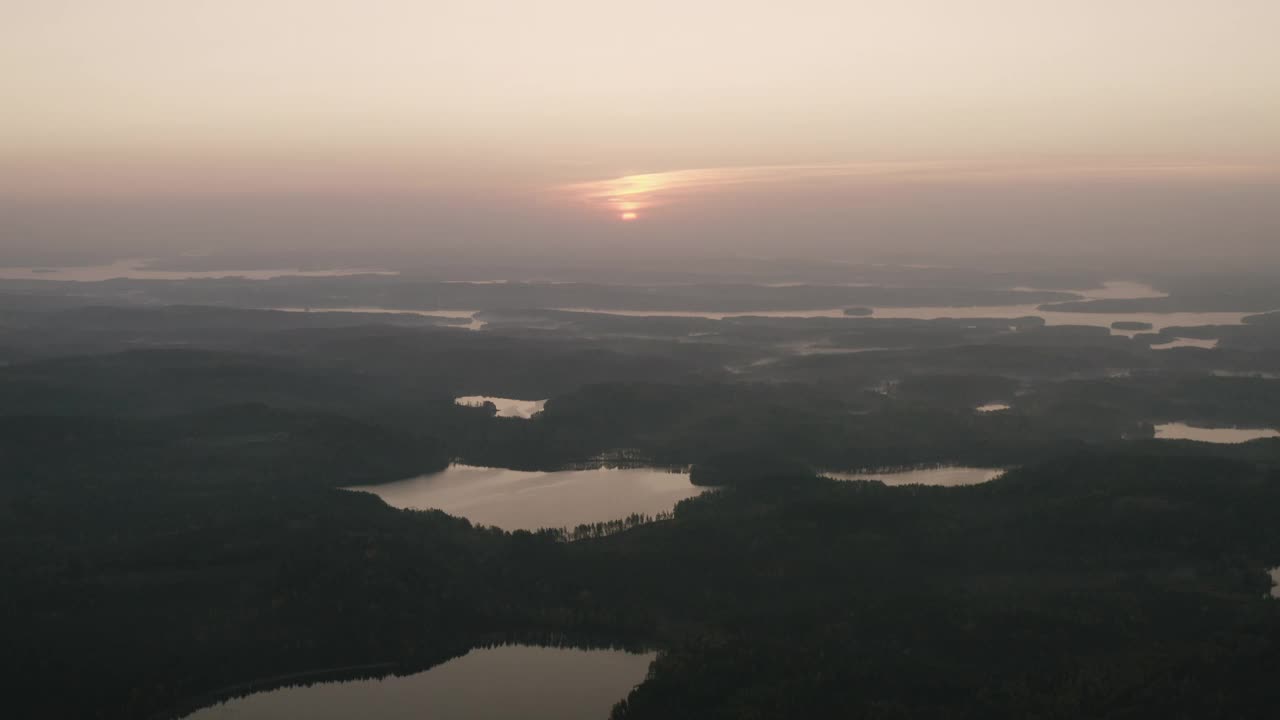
[1149,337,1219,350]
[1049,280,1166,301]
[555,307,857,320]
[555,281,1165,322]
[866,306,1256,336]
[1154,423,1280,443]
[0,259,392,281]
[229,279,1259,338]
[455,396,547,418]
[975,403,1011,413]
[258,301,1258,338]
[349,464,706,530]
[185,645,653,720]
[553,305,1257,337]
[824,466,1005,486]
[271,307,486,330]
[546,279,1244,336]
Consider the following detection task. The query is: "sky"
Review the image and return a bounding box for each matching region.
[2,1,1279,265]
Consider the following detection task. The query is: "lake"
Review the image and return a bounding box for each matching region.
[1154,423,1280,443]
[1212,371,1280,380]
[1270,568,1280,599]
[555,307,856,320]
[975,403,1011,413]
[0,259,393,281]
[228,278,1256,338]
[455,396,547,419]
[1013,280,1166,301]
[184,645,653,720]
[552,305,1257,337]
[1149,337,1219,350]
[272,307,486,330]
[349,464,706,530]
[866,306,1257,336]
[824,466,1005,486]
[544,280,1248,337]
[555,281,1167,323]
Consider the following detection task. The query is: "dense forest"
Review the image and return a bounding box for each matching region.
[3,269,1280,718]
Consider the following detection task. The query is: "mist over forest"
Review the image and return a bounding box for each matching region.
[5,1,1280,718]
[5,251,1280,718]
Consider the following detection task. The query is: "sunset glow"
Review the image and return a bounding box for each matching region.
[10,5,1280,717]
[563,161,1280,219]
[2,0,1279,261]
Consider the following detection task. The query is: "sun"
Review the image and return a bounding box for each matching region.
[619,211,638,221]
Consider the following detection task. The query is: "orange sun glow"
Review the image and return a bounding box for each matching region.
[620,211,638,221]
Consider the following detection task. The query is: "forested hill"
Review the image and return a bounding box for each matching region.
[4,284,1280,718]
[6,413,1280,717]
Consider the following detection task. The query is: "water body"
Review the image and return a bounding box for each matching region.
[788,342,896,355]
[867,306,1256,337]
[455,396,547,419]
[555,280,1155,322]
[1076,280,1167,301]
[185,645,653,720]
[0,259,393,281]
[550,280,1244,336]
[1212,371,1280,380]
[271,307,486,330]
[554,305,1255,337]
[556,307,855,320]
[1149,337,1219,350]
[1270,568,1280,599]
[245,280,1240,337]
[871,281,1249,336]
[1154,423,1280,443]
[824,466,1005,486]
[349,464,706,530]
[975,403,1011,413]
[1013,280,1167,302]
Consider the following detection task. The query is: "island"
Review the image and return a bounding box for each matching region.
[1111,320,1154,331]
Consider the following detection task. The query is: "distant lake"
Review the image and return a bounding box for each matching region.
[455,396,547,419]
[1211,371,1280,380]
[0,259,393,281]
[1013,280,1166,301]
[1150,337,1219,350]
[975,403,1011,413]
[555,307,855,320]
[185,645,653,720]
[824,466,1005,486]
[553,305,1256,337]
[1270,568,1280,599]
[545,280,1245,338]
[866,306,1256,337]
[349,464,706,530]
[225,278,1253,338]
[1153,423,1280,444]
[272,307,485,330]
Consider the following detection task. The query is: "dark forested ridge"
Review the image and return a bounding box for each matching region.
[3,271,1280,719]
[8,427,1280,718]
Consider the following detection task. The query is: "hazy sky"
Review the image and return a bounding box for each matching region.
[3,1,1279,264]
